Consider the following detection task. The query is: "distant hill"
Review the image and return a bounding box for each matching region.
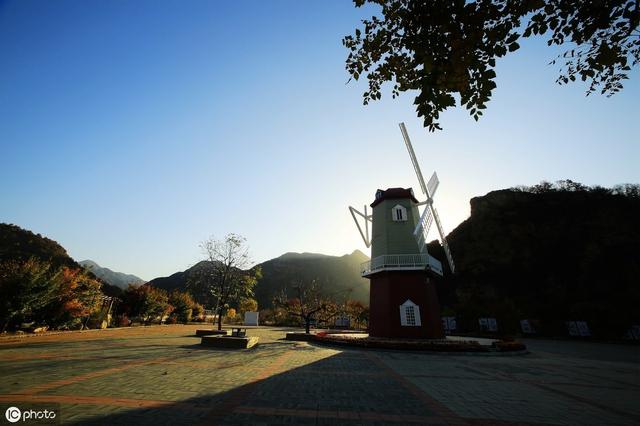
[427,182,640,337]
[0,223,76,268]
[255,250,369,308]
[0,223,123,297]
[146,260,211,294]
[79,260,145,290]
[147,250,370,308]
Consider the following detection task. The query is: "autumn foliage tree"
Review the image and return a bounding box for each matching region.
[0,258,103,332]
[345,300,369,330]
[0,258,58,332]
[191,302,205,321]
[46,267,102,329]
[225,308,238,323]
[121,284,171,324]
[168,290,197,323]
[238,297,258,314]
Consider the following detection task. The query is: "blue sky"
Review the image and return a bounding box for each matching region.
[1,0,638,280]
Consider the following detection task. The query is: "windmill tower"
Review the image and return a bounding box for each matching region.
[349,123,455,339]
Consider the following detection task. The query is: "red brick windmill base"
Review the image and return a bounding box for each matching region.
[367,270,445,339]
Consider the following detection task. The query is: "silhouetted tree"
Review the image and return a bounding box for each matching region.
[274,280,337,334]
[511,180,640,196]
[344,0,639,130]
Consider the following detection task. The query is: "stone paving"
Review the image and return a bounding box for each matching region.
[0,325,638,425]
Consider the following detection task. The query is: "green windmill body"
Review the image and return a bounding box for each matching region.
[370,188,421,259]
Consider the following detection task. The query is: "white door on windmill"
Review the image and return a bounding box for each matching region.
[399,300,421,327]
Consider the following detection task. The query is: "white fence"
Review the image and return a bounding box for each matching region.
[361,253,443,276]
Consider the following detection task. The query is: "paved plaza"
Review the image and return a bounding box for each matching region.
[0,325,638,425]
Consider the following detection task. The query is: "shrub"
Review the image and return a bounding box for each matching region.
[121,285,169,324]
[238,298,258,314]
[117,315,131,327]
[168,290,195,323]
[191,302,204,321]
[225,308,239,323]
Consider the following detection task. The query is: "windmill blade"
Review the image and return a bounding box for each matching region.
[399,122,429,197]
[349,206,371,248]
[429,205,455,273]
[364,205,369,244]
[427,172,439,198]
[413,206,434,253]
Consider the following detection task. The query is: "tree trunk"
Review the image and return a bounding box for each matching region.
[211,298,220,326]
[305,317,311,334]
[217,308,223,331]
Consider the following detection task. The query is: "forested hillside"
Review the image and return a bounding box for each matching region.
[427,181,640,337]
[0,224,122,297]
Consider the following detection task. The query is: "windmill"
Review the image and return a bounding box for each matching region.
[349,122,455,275]
[347,122,454,338]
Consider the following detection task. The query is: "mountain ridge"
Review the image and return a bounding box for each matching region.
[79,260,145,290]
[147,250,370,308]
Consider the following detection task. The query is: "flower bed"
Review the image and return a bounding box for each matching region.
[312,333,526,353]
[285,332,318,342]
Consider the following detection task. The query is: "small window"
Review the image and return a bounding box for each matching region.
[392,204,407,222]
[399,300,421,326]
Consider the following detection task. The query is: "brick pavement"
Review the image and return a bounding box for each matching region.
[0,325,637,425]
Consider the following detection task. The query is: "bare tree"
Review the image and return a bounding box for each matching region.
[274,280,338,334]
[188,234,261,330]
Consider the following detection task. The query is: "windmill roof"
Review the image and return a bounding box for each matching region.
[370,188,418,208]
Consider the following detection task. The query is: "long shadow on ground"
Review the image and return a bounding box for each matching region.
[66,346,447,426]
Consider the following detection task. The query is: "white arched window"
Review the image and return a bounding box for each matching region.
[399,300,421,326]
[392,204,407,222]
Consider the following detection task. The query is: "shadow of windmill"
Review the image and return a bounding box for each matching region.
[68,345,452,426]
